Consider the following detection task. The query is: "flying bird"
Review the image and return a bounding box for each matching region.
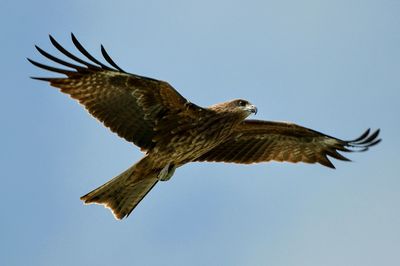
[29,34,381,220]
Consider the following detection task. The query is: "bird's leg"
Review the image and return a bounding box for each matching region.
[157,162,176,181]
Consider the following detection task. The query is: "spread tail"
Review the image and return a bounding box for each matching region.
[80,162,158,220]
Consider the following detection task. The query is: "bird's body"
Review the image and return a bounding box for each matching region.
[29,34,381,219]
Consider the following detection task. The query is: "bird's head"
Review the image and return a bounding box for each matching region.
[233,99,258,116]
[210,99,257,119]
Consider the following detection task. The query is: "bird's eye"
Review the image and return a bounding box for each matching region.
[238,100,246,107]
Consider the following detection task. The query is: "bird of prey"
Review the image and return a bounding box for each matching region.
[29,34,381,220]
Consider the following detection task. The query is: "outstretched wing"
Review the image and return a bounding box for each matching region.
[196,120,381,168]
[28,33,206,151]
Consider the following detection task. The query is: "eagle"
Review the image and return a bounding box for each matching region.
[29,34,381,220]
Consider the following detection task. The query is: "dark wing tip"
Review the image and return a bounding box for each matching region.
[48,34,58,46]
[326,150,352,162]
[321,128,380,169]
[350,128,370,142]
[27,58,72,75]
[319,156,336,169]
[30,76,52,81]
[100,44,125,72]
[30,34,127,77]
[70,33,114,71]
[346,128,381,152]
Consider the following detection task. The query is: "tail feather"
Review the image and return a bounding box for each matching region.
[80,163,158,220]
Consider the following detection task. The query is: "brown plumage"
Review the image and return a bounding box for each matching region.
[29,34,381,219]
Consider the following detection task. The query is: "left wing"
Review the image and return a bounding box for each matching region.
[196,120,381,168]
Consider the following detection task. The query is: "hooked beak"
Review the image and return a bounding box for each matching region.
[248,104,257,115]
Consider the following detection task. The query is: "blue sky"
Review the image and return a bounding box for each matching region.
[1,0,399,265]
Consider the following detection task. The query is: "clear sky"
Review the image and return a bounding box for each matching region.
[1,0,399,265]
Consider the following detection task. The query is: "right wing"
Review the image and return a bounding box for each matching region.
[28,33,207,151]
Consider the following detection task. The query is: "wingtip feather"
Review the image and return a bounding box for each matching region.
[100,44,125,72]
[345,128,381,152]
[319,156,336,169]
